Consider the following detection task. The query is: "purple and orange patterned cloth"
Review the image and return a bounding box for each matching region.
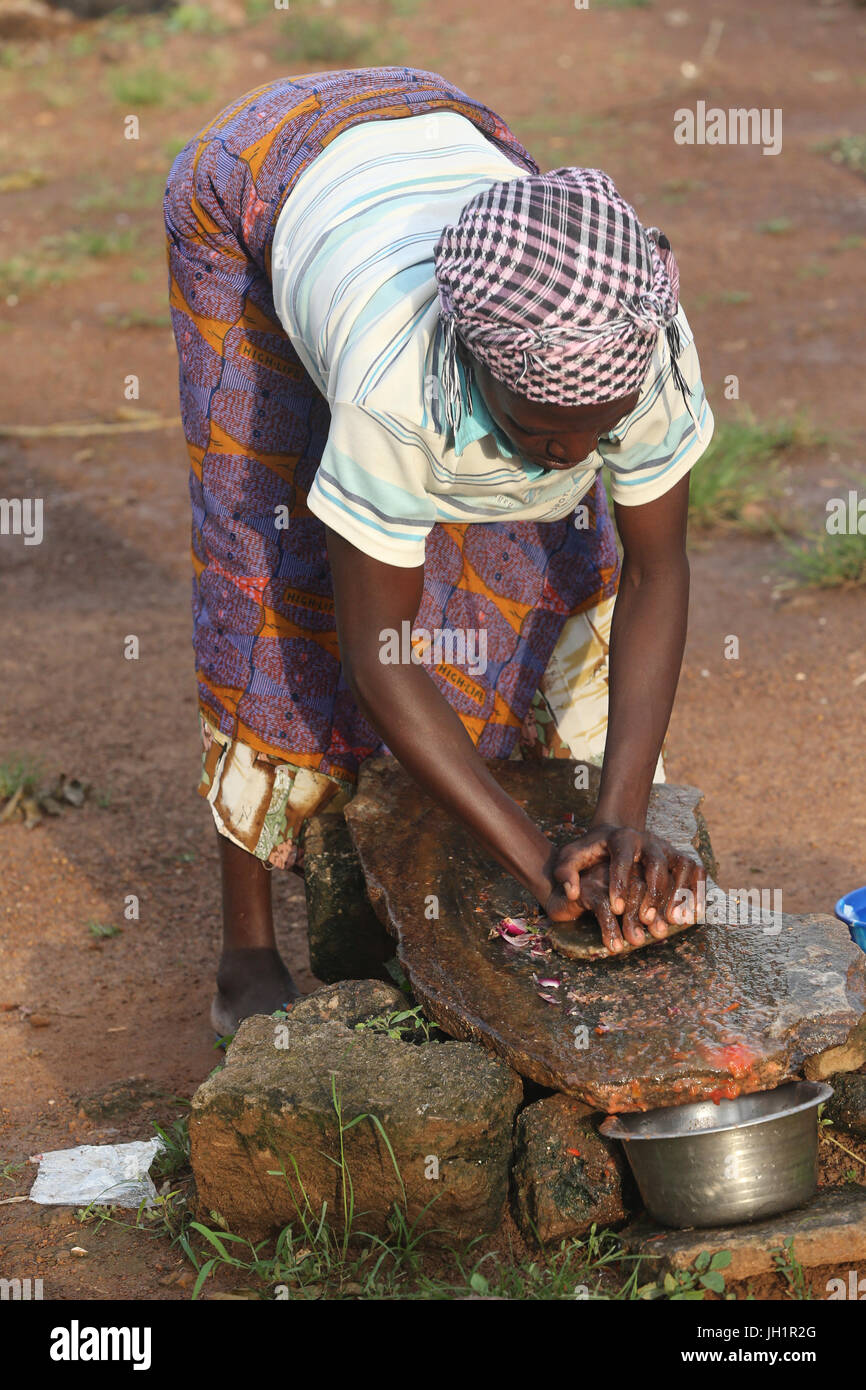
[163,67,623,827]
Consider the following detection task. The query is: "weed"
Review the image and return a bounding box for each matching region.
[756,216,793,235]
[650,1249,732,1299]
[827,134,866,179]
[0,754,42,800]
[354,1005,444,1043]
[784,530,866,589]
[771,1237,812,1300]
[87,920,122,939]
[688,416,822,533]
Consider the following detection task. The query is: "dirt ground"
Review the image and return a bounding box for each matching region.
[0,0,864,1300]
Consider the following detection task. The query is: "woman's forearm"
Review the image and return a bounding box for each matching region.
[348,653,556,903]
[592,553,690,830]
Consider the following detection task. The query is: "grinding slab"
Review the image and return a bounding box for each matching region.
[345,758,866,1112]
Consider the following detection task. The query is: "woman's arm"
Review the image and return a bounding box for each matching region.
[548,474,706,948]
[326,527,557,906]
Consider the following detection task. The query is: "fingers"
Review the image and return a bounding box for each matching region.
[618,871,648,948]
[552,835,610,902]
[545,884,587,923]
[664,854,704,925]
[606,829,640,916]
[638,837,671,938]
[581,875,625,954]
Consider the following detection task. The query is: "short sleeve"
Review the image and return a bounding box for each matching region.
[597,305,714,507]
[307,402,436,567]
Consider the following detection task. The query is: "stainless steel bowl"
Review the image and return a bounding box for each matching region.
[600,1081,832,1229]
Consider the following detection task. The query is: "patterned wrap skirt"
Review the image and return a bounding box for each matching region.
[163,67,623,869]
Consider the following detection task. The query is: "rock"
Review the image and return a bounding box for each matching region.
[805,1015,866,1080]
[621,1186,866,1282]
[824,1071,866,1137]
[511,1095,632,1245]
[190,983,523,1243]
[302,811,394,984]
[280,978,406,1030]
[0,0,72,37]
[345,758,866,1111]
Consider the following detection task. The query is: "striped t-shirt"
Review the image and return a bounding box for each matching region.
[271,111,714,568]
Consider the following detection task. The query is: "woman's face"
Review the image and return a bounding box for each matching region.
[468,355,641,471]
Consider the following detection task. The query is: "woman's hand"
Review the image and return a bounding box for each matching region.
[544,824,706,952]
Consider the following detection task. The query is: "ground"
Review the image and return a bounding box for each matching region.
[0,0,864,1299]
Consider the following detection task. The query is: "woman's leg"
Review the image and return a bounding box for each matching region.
[212,831,299,1035]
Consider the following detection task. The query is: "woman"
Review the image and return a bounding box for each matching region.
[163,67,712,1035]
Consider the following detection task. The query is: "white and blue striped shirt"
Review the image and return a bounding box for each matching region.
[272,111,713,567]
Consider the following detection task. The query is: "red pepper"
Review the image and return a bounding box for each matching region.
[566,1148,581,1157]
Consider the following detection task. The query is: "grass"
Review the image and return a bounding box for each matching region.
[70,1093,746,1302]
[353,1004,444,1044]
[771,1237,812,1300]
[827,134,866,179]
[0,754,42,801]
[719,288,753,306]
[756,216,794,235]
[819,1111,866,1171]
[87,920,122,940]
[517,110,617,169]
[785,530,866,589]
[74,173,168,216]
[106,67,207,108]
[277,11,378,65]
[796,260,829,279]
[687,416,822,534]
[0,170,48,194]
[0,226,143,300]
[660,177,707,204]
[165,3,230,35]
[831,234,865,253]
[101,309,172,331]
[107,67,173,107]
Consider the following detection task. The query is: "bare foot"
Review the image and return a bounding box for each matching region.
[211,947,301,1036]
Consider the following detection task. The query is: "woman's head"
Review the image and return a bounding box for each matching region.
[467,355,641,470]
[434,166,684,462]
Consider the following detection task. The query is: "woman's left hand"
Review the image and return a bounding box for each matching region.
[544,823,706,950]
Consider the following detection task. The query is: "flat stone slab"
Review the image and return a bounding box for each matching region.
[622,1186,866,1282]
[345,758,866,1112]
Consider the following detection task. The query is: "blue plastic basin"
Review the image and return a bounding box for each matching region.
[835,886,866,954]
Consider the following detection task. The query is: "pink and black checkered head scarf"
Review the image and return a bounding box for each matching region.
[433,167,691,433]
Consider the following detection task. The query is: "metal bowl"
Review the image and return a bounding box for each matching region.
[600,1081,832,1229]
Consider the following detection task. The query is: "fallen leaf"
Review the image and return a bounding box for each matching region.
[0,786,24,824]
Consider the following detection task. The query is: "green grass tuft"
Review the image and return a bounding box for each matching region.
[687,416,822,534]
[0,754,42,800]
[784,530,866,589]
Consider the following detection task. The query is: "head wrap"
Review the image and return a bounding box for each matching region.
[433,167,694,434]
